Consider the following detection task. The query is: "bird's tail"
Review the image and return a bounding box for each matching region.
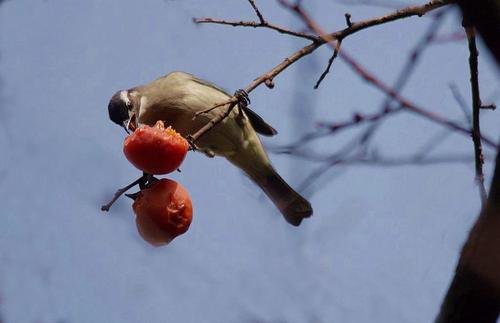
[257,167,313,226]
[231,156,313,226]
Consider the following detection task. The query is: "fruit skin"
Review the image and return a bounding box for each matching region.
[123,121,189,175]
[133,179,193,246]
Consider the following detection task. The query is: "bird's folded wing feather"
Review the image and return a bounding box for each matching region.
[189,76,278,137]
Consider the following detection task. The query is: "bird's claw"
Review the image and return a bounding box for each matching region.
[234,89,250,108]
[138,173,158,190]
[186,135,198,151]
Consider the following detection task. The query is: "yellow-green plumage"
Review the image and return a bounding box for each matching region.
[129,72,312,226]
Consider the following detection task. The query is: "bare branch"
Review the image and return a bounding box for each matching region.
[432,30,467,44]
[481,103,496,110]
[297,137,360,192]
[282,1,497,149]
[101,175,147,212]
[344,13,353,27]
[449,83,472,123]
[247,0,265,24]
[191,0,453,144]
[361,10,447,145]
[316,107,399,132]
[189,101,238,143]
[314,11,447,145]
[412,129,453,160]
[193,99,232,118]
[193,18,319,41]
[297,150,479,193]
[465,24,488,205]
[289,0,454,43]
[347,154,479,167]
[314,40,342,89]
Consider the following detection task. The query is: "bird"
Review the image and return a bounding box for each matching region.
[108,71,312,226]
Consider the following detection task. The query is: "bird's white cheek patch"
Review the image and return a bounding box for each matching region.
[138,96,148,121]
[139,96,148,110]
[120,90,130,106]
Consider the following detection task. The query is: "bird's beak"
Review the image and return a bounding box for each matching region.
[122,121,130,135]
[126,113,138,132]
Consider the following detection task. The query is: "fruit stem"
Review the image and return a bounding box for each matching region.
[101,175,147,212]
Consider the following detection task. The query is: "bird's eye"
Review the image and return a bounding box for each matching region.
[126,102,132,110]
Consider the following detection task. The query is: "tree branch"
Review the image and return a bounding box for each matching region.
[247,0,265,24]
[190,0,454,143]
[193,17,319,41]
[449,83,472,123]
[281,0,497,149]
[465,24,488,206]
[281,0,453,43]
[314,40,342,89]
[101,175,147,212]
[188,101,238,143]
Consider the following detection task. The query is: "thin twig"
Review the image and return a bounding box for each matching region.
[191,0,451,144]
[359,10,446,146]
[481,103,496,110]
[192,18,319,41]
[449,83,472,123]
[388,10,445,105]
[465,25,488,205]
[101,175,146,212]
[284,0,453,43]
[345,154,479,167]
[295,141,478,193]
[412,129,453,160]
[314,40,342,89]
[316,106,401,132]
[431,30,467,44]
[247,0,265,24]
[193,99,232,118]
[189,101,238,142]
[282,0,497,149]
[302,10,447,146]
[268,104,401,155]
[341,54,485,145]
[344,13,353,27]
[297,136,361,192]
[188,41,320,142]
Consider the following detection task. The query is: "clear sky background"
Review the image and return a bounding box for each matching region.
[1,1,499,323]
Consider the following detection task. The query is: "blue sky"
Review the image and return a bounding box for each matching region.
[1,1,499,322]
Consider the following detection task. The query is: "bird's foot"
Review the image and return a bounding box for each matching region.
[139,172,158,190]
[186,135,198,151]
[234,89,250,108]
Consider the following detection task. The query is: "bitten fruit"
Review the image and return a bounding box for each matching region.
[123,121,189,175]
[133,179,193,246]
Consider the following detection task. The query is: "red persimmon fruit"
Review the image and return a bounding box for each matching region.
[133,179,193,246]
[123,121,189,175]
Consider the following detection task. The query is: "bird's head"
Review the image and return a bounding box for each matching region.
[108,90,137,134]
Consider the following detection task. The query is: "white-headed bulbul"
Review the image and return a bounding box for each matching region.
[108,71,312,226]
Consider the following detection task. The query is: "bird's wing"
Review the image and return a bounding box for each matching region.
[241,107,277,137]
[189,76,278,137]
[189,76,231,96]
